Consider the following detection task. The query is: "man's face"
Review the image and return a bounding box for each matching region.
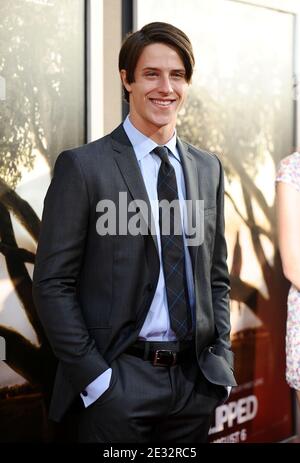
[121,42,189,139]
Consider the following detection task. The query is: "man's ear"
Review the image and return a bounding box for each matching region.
[120,69,132,93]
[120,69,131,92]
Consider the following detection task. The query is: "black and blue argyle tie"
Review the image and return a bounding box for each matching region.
[153,146,192,340]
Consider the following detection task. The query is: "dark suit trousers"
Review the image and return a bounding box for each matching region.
[77,350,224,443]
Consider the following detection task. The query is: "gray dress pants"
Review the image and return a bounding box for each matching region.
[78,350,224,443]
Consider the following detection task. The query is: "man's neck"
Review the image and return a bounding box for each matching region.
[128,115,176,145]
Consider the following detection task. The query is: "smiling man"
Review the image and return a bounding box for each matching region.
[33,22,236,443]
[119,41,188,142]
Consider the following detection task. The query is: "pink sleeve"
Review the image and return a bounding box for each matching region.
[275,153,300,192]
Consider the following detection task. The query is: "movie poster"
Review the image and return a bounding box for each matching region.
[136,0,294,442]
[0,0,85,442]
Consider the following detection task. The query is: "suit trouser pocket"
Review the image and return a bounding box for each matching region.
[78,353,171,443]
[88,364,119,408]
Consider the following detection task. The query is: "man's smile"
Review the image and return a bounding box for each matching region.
[149,98,176,108]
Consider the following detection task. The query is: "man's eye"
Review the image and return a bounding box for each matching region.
[172,73,185,79]
[145,72,158,77]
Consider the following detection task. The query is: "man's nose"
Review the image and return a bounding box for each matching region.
[159,75,173,93]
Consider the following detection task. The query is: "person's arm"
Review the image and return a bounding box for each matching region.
[32,150,109,395]
[276,182,300,291]
[210,157,232,353]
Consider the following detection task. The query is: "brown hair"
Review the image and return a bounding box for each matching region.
[119,22,195,102]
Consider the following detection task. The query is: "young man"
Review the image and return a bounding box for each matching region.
[33,22,236,443]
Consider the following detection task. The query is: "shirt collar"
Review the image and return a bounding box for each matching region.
[123,115,180,162]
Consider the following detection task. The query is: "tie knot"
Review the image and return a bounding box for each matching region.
[153,146,170,165]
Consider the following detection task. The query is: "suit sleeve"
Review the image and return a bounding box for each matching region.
[32,150,109,395]
[210,157,233,358]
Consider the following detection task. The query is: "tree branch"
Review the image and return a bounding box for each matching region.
[225,191,273,240]
[242,186,273,283]
[0,178,41,242]
[0,243,35,263]
[228,156,274,227]
[0,325,43,385]
[0,203,44,343]
[230,275,259,312]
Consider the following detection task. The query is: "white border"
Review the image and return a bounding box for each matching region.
[86,0,103,141]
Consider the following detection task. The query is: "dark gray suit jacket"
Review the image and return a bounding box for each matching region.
[32,124,237,422]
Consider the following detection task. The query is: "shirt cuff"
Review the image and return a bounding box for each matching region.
[80,368,112,408]
[226,386,232,399]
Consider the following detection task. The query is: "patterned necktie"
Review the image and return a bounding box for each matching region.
[153,146,192,340]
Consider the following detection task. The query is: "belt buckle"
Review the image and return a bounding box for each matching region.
[153,350,177,367]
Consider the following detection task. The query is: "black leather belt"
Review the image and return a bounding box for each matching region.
[125,341,193,367]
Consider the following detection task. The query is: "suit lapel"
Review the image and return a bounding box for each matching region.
[109,126,202,269]
[177,138,200,271]
[110,125,159,254]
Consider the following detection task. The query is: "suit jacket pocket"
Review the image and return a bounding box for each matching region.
[90,364,119,408]
[198,346,237,387]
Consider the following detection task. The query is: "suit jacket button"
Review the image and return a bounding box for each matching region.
[82,390,88,397]
[147,283,153,292]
